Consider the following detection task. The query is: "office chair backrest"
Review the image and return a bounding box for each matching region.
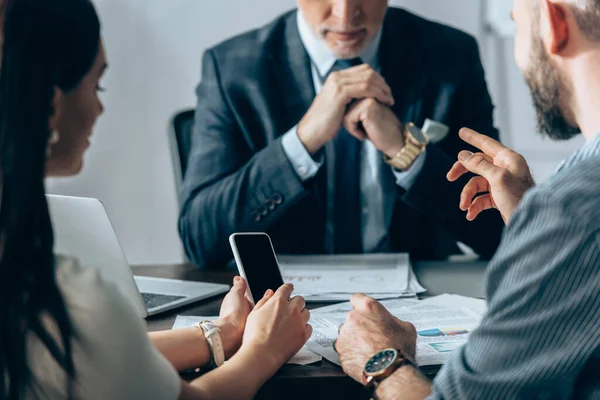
[169,109,195,203]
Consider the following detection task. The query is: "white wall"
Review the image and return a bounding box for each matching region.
[47,0,583,265]
[47,0,298,265]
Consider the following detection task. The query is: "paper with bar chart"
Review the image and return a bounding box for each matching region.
[306,297,483,367]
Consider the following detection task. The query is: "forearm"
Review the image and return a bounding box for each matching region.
[150,319,242,372]
[376,365,432,400]
[188,346,279,400]
[149,328,210,372]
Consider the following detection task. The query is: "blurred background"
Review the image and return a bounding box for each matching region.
[46,0,585,265]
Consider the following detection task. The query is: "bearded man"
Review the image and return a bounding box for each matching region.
[335,0,600,398]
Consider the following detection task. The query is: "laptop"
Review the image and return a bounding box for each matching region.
[47,194,229,318]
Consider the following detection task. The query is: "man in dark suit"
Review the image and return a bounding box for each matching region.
[179,0,505,268]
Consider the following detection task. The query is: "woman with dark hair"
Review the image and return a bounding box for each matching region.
[0,0,312,399]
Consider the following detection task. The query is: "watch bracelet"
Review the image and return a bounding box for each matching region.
[384,124,427,170]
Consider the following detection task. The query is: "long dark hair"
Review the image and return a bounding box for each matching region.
[0,0,100,398]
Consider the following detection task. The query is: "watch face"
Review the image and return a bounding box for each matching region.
[365,349,398,374]
[407,124,428,144]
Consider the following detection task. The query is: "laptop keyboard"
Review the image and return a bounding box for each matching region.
[141,292,187,309]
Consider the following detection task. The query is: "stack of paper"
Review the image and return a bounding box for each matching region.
[171,315,322,365]
[306,294,485,367]
[278,253,425,302]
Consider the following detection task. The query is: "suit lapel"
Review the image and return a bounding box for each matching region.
[379,9,425,126]
[271,11,316,134]
[270,12,328,251]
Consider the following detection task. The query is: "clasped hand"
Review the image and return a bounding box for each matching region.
[297,64,405,158]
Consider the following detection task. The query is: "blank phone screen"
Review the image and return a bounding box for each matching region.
[233,234,284,301]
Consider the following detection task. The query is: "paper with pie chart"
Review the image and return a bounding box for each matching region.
[306,297,484,367]
[400,303,482,366]
[278,253,424,302]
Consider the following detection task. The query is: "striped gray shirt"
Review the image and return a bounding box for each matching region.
[430,133,600,399]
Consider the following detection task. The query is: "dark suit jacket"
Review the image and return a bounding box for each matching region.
[179,8,505,268]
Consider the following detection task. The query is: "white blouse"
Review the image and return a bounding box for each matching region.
[26,256,180,399]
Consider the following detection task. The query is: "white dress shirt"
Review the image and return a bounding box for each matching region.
[281,11,426,253]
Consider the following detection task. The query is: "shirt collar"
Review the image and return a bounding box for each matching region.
[296,9,382,78]
[557,132,600,172]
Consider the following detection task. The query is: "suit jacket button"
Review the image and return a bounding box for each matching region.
[258,205,268,216]
[251,211,261,222]
[273,193,283,205]
[266,199,276,211]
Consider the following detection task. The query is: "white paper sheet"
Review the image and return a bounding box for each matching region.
[306,302,482,367]
[172,316,322,365]
[387,304,481,366]
[279,253,412,270]
[305,317,342,365]
[278,253,425,302]
[301,292,417,302]
[408,267,426,293]
[310,297,419,325]
[418,294,487,315]
[172,315,218,329]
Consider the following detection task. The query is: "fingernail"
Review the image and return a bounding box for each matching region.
[288,283,294,290]
[234,276,240,283]
[265,289,274,297]
[458,151,473,161]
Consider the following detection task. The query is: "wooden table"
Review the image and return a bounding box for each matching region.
[135,260,487,400]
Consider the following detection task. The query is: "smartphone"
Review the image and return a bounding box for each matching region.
[229,232,285,305]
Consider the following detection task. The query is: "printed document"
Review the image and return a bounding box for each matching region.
[306,300,482,367]
[278,253,425,301]
[172,315,322,365]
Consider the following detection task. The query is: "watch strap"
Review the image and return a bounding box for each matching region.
[195,321,225,368]
[364,349,414,398]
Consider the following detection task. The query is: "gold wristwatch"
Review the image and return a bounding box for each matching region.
[383,122,429,171]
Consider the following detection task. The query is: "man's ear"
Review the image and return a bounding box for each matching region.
[541,0,570,55]
[48,87,63,132]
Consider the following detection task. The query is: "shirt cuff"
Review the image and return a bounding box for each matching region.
[392,149,427,190]
[281,125,323,181]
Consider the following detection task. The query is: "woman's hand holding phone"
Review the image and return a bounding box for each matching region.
[216,276,253,359]
[241,283,312,374]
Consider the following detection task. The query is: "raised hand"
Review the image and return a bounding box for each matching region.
[447,128,535,224]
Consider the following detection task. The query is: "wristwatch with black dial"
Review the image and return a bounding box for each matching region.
[363,348,414,398]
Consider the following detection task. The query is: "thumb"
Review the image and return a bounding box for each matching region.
[458,151,503,182]
[232,276,247,292]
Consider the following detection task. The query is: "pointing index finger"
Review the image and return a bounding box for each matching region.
[459,128,506,158]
